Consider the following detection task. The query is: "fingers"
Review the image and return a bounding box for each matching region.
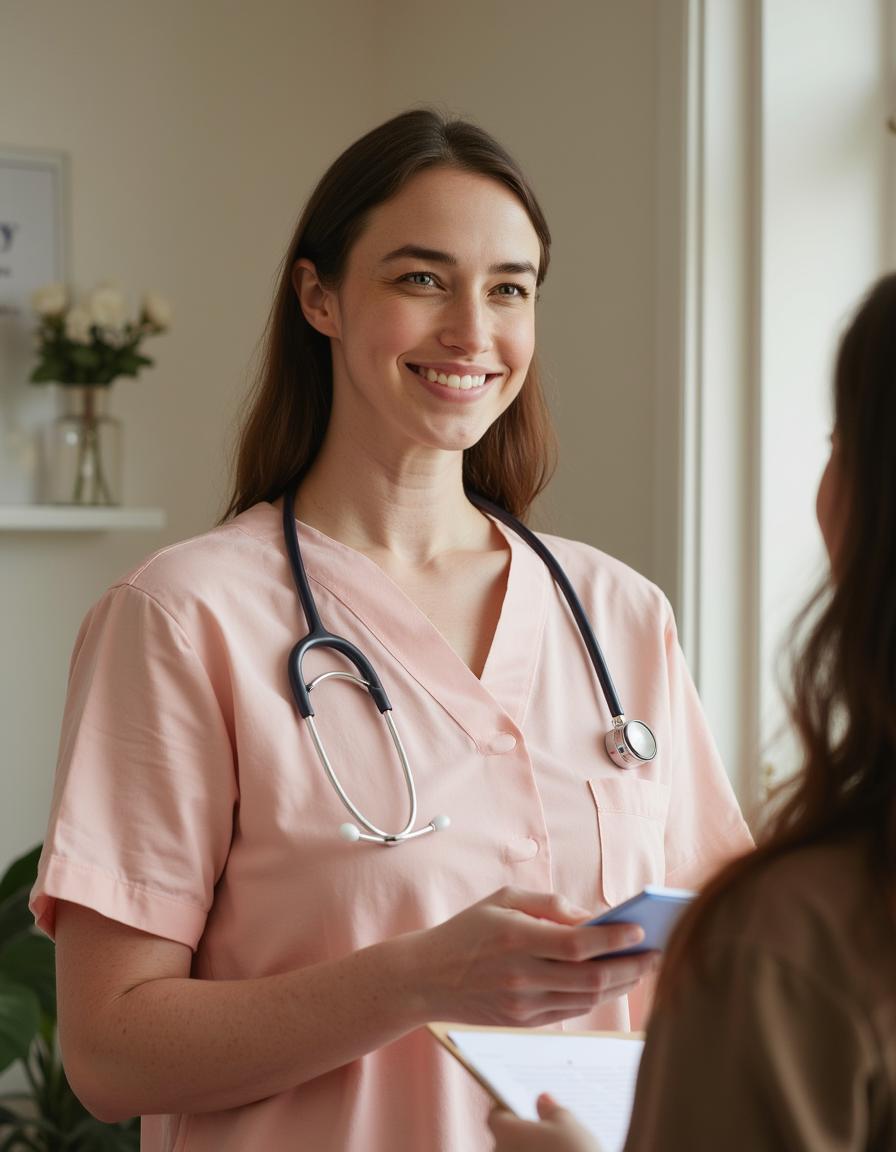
[492,886,594,926]
[488,1105,520,1135]
[487,1106,548,1149]
[487,972,653,1027]
[516,980,648,1021]
[536,1092,564,1120]
[424,889,658,1031]
[489,1100,604,1152]
[484,942,658,1025]
[531,921,647,962]
[526,952,659,995]
[536,1096,605,1151]
[487,888,651,963]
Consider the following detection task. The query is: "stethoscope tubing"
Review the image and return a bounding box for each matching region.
[282,486,391,719]
[281,476,656,843]
[466,490,625,720]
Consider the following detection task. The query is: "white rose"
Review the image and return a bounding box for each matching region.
[31,282,68,317]
[87,283,127,330]
[141,291,173,330]
[64,306,94,345]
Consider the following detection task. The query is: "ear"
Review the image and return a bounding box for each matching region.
[292,258,341,339]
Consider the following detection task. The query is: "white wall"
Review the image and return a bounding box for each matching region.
[0,0,376,865]
[376,1,663,580]
[0,1,666,868]
[887,0,896,263]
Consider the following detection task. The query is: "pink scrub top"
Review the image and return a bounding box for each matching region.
[31,502,751,1152]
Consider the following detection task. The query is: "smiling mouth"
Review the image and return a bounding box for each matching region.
[407,364,497,391]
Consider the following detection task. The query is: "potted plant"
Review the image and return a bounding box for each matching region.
[0,845,139,1150]
[29,283,171,507]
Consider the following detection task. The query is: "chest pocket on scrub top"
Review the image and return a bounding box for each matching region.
[588,777,669,908]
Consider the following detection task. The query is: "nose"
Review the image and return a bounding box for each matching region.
[438,293,491,355]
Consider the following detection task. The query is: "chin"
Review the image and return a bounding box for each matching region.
[408,414,496,453]
[424,427,493,454]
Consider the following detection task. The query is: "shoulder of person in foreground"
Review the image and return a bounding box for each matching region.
[624,835,896,1152]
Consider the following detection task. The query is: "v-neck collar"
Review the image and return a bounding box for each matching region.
[241,503,551,741]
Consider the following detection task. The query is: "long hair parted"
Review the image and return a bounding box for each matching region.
[222,109,556,521]
[659,272,896,997]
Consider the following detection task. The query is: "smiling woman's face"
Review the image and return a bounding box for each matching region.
[311,165,542,459]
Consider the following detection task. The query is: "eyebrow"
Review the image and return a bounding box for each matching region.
[379,244,538,278]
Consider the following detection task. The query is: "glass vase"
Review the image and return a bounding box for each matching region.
[47,386,122,506]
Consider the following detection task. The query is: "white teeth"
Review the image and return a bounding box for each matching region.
[415,366,488,390]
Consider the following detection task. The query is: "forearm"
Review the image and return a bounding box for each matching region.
[60,886,654,1123]
[66,932,426,1121]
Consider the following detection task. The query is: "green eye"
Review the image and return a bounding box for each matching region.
[494,283,530,298]
[402,272,437,287]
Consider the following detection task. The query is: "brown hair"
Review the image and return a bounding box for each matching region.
[659,272,896,996]
[223,109,555,521]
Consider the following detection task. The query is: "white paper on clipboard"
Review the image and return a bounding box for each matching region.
[429,1024,644,1152]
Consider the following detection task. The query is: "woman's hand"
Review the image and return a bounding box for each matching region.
[488,1093,604,1152]
[405,886,657,1028]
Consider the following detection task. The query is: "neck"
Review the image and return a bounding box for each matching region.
[294,431,490,565]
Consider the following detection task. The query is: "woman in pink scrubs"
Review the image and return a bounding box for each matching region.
[32,110,750,1152]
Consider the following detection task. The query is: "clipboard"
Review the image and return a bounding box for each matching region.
[429,1020,645,1152]
[430,1022,517,1108]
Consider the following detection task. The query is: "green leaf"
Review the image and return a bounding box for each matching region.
[69,346,101,371]
[0,894,33,953]
[0,846,41,954]
[28,363,61,384]
[0,935,56,1020]
[0,847,41,905]
[72,1116,141,1151]
[114,353,141,375]
[0,1128,44,1151]
[0,978,40,1075]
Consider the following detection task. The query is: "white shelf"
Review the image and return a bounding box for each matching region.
[0,505,167,532]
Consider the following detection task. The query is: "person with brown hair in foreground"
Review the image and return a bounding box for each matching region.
[490,272,896,1152]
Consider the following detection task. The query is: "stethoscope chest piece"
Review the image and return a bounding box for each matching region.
[605,717,658,769]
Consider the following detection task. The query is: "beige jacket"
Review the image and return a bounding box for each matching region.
[625,835,896,1151]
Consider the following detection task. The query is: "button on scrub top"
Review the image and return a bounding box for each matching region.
[31,502,752,1152]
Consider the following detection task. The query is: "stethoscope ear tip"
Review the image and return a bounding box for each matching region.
[431,814,451,831]
[339,822,362,842]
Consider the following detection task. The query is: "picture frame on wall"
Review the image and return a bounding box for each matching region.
[0,147,69,503]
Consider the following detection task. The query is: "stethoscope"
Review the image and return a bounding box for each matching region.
[282,477,657,845]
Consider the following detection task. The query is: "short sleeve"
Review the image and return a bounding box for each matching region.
[660,606,753,884]
[624,939,877,1152]
[30,584,238,949]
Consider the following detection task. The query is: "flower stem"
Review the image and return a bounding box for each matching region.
[71,388,115,505]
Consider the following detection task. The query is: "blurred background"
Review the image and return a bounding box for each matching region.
[1,0,894,875]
